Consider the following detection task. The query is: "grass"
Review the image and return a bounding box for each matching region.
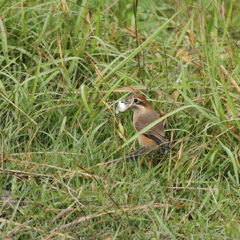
[0,0,240,239]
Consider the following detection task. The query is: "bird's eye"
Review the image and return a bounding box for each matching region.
[134,98,139,103]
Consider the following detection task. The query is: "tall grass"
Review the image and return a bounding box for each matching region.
[1,0,239,239]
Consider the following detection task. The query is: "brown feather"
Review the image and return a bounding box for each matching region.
[129,94,169,154]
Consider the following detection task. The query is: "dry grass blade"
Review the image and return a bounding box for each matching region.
[51,203,169,232]
[99,85,147,93]
[220,65,240,93]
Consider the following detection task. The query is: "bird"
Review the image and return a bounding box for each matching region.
[123,94,169,158]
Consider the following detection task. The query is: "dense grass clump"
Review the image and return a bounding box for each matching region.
[1,0,239,239]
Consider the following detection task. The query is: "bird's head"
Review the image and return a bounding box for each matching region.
[125,94,153,114]
[116,94,153,114]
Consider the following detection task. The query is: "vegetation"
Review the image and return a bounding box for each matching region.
[1,0,239,239]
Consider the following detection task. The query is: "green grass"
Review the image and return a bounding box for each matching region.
[1,0,240,239]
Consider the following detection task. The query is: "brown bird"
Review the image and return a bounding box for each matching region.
[123,94,169,158]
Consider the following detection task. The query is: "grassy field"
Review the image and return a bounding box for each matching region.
[1,0,240,239]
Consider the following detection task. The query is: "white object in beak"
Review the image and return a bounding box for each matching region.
[116,100,129,114]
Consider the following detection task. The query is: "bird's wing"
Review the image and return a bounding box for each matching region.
[135,113,169,148]
[143,132,168,146]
